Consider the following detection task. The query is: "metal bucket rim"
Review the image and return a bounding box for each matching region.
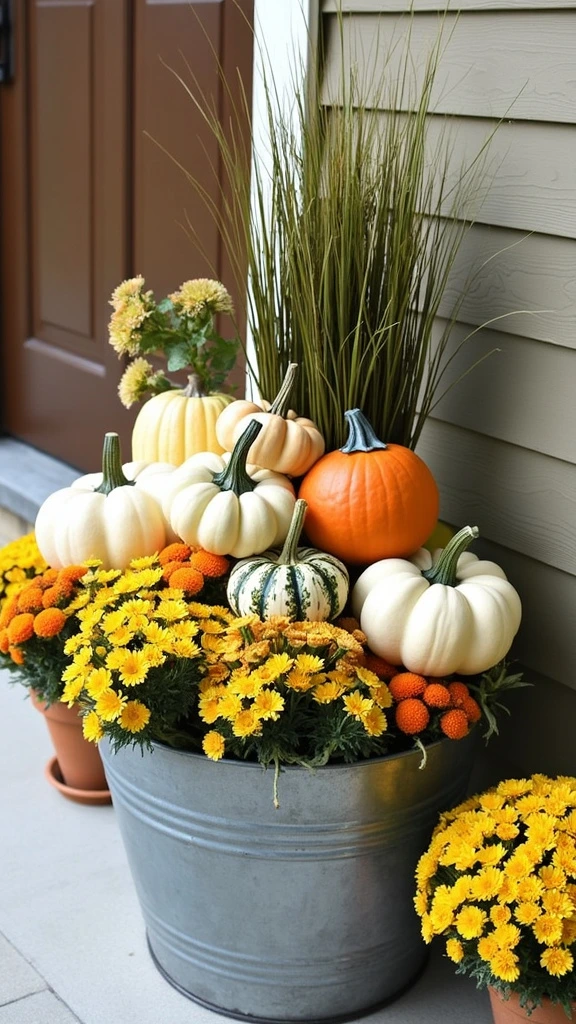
[118,729,476,774]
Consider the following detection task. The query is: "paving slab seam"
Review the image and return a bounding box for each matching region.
[0,929,84,1023]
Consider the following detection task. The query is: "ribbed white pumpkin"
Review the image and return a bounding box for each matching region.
[353,526,522,677]
[73,456,179,543]
[165,420,296,558]
[132,373,234,466]
[227,499,349,621]
[35,433,166,570]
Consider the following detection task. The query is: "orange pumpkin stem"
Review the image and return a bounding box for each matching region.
[421,525,479,588]
[94,433,135,495]
[269,363,299,418]
[341,409,387,453]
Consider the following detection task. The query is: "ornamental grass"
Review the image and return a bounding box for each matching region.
[170,18,499,451]
[414,775,576,1017]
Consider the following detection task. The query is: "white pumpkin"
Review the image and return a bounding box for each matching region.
[73,457,179,543]
[353,526,522,676]
[35,433,167,570]
[162,420,296,557]
[227,499,349,621]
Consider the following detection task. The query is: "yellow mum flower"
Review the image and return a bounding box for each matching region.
[170,278,233,317]
[229,673,264,698]
[285,669,316,692]
[455,906,486,940]
[490,905,511,927]
[532,915,564,946]
[129,555,158,570]
[106,648,130,671]
[497,779,532,798]
[561,917,576,945]
[82,711,104,743]
[369,683,393,709]
[489,949,520,983]
[118,358,156,408]
[203,730,226,761]
[541,890,574,918]
[198,696,221,724]
[414,891,428,916]
[119,700,151,733]
[66,592,91,612]
[167,638,201,660]
[540,947,574,978]
[314,681,346,704]
[507,853,534,882]
[139,644,165,668]
[218,693,243,720]
[451,875,473,905]
[446,938,464,964]
[478,935,499,962]
[102,609,128,634]
[294,653,324,675]
[540,865,566,889]
[61,678,84,706]
[478,844,507,868]
[107,626,134,647]
[342,690,374,720]
[253,689,285,721]
[207,663,230,683]
[232,709,262,738]
[154,599,189,622]
[118,650,150,686]
[361,706,387,737]
[86,667,114,699]
[470,867,504,902]
[480,793,506,812]
[495,823,520,841]
[142,622,173,648]
[263,653,294,679]
[515,902,542,926]
[64,633,88,655]
[171,620,199,639]
[492,924,521,950]
[95,688,127,722]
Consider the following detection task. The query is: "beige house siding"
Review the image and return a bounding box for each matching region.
[321,2,576,704]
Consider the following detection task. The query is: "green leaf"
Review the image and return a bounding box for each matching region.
[166,342,192,372]
[156,297,174,315]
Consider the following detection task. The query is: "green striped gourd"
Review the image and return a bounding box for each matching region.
[227,499,349,622]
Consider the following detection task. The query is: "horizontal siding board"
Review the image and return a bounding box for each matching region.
[417,419,576,574]
[322,13,576,123]
[429,320,576,464]
[436,224,576,348]
[471,537,576,690]
[323,2,576,11]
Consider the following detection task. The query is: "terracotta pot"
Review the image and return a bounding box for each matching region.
[31,690,108,793]
[489,987,575,1024]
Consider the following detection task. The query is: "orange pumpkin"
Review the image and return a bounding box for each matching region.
[298,408,439,564]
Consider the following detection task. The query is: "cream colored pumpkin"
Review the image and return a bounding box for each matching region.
[353,526,522,676]
[215,363,325,476]
[160,420,296,557]
[35,434,167,570]
[132,373,234,466]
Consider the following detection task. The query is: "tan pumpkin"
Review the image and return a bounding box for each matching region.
[215,363,325,476]
[132,373,234,466]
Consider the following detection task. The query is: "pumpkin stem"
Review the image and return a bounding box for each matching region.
[269,363,299,418]
[94,433,135,495]
[278,499,307,564]
[183,372,207,398]
[341,409,388,453]
[421,525,479,587]
[212,419,263,495]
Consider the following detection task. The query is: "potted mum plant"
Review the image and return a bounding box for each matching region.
[109,275,240,465]
[414,775,576,1023]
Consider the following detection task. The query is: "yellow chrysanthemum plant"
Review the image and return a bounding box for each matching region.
[109,276,239,409]
[0,541,231,709]
[415,775,576,1018]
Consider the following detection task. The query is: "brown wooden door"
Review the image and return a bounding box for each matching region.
[0,0,252,471]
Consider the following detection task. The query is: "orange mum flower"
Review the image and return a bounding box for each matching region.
[42,586,60,608]
[395,698,430,734]
[54,575,74,599]
[161,560,184,582]
[448,681,470,707]
[462,696,482,723]
[190,551,230,578]
[169,567,204,594]
[9,646,25,664]
[34,607,67,638]
[58,565,88,583]
[0,596,19,628]
[7,613,35,645]
[389,672,427,701]
[0,629,10,654]
[37,569,59,589]
[423,683,451,708]
[158,543,191,566]
[17,588,44,614]
[440,708,469,740]
[362,654,398,680]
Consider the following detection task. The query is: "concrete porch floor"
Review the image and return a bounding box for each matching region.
[0,676,492,1024]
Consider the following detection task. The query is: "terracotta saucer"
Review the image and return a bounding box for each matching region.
[44,756,112,806]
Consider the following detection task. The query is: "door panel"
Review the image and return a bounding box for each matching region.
[0,0,253,470]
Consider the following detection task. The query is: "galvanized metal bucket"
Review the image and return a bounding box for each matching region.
[101,734,475,1023]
